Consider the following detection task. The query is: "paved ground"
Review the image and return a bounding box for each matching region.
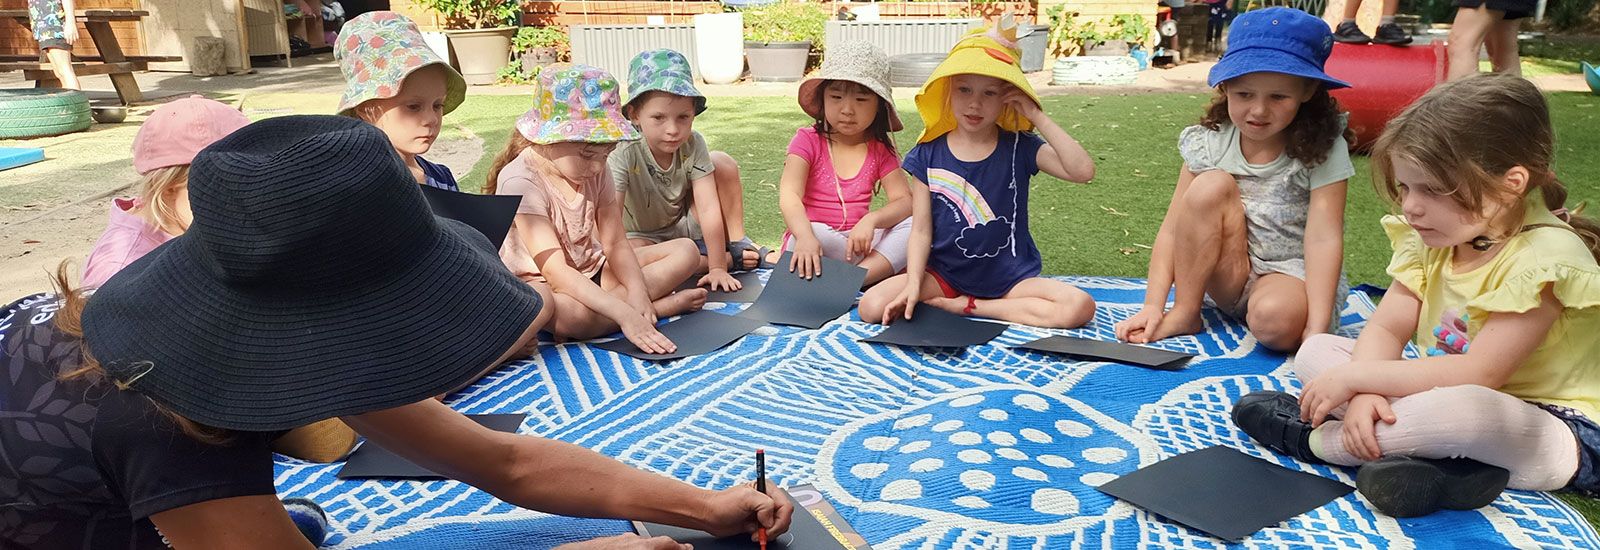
[0,54,1589,297]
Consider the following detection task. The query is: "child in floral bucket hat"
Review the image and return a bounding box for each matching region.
[1116,7,1355,352]
[778,41,914,288]
[859,16,1098,330]
[336,11,468,191]
[610,49,769,293]
[487,64,706,356]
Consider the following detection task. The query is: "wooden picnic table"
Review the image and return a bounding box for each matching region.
[0,9,149,105]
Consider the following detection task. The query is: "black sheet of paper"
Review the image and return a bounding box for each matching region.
[1017,335,1195,370]
[1097,446,1354,541]
[861,306,1007,348]
[676,271,766,303]
[420,185,521,250]
[336,414,526,479]
[634,486,854,550]
[595,311,766,361]
[738,253,867,329]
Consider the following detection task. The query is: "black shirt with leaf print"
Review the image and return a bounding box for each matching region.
[1,294,279,549]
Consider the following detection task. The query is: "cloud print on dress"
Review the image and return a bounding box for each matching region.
[956,219,1013,258]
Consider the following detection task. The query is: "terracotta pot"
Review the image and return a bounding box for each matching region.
[446,27,516,85]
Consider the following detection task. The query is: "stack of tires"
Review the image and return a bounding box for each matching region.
[0,89,92,139]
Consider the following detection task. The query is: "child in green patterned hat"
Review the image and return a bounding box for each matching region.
[610,49,774,293]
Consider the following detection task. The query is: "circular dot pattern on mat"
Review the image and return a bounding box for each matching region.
[825,388,1142,526]
[950,431,982,445]
[980,408,1009,421]
[988,431,1018,446]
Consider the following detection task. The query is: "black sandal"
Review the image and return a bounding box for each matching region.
[726,238,778,271]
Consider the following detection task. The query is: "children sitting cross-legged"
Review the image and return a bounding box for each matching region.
[1234,73,1600,518]
[858,20,1097,328]
[336,11,467,190]
[611,49,771,292]
[1115,7,1355,352]
[778,41,914,287]
[490,64,706,355]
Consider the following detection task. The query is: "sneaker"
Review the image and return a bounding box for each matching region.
[1356,456,1509,517]
[1332,21,1371,45]
[1372,23,1414,46]
[1231,391,1325,464]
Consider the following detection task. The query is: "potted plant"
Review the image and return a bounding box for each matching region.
[1107,14,1153,68]
[513,25,568,78]
[742,0,827,82]
[1048,8,1139,86]
[416,0,519,85]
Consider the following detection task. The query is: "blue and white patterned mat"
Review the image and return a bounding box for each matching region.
[275,276,1600,549]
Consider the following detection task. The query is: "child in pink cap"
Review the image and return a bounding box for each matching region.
[81,95,249,288]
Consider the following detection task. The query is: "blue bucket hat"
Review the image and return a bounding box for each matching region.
[1207,7,1350,89]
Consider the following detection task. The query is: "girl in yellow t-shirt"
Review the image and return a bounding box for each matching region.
[1233,73,1600,518]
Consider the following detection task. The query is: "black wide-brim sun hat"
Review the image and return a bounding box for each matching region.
[81,115,541,432]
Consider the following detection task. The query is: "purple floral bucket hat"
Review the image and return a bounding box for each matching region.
[335,11,467,116]
[624,49,706,115]
[516,63,642,144]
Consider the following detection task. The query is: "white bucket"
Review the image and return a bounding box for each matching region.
[421,31,453,68]
[694,12,744,85]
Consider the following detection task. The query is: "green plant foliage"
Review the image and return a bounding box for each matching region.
[742,1,828,47]
[414,0,518,30]
[514,25,570,60]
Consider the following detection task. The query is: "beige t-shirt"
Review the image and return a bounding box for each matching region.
[497,148,617,282]
[607,130,715,241]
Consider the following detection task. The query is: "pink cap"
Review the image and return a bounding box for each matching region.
[132,95,251,175]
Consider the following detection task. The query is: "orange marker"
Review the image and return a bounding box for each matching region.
[756,449,768,550]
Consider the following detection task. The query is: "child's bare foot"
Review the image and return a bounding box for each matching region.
[1147,307,1203,342]
[655,288,708,317]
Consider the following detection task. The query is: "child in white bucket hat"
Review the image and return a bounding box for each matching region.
[776,41,914,288]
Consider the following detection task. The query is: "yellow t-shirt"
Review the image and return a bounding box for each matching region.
[1382,204,1600,420]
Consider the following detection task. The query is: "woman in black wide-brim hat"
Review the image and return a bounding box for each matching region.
[0,116,792,550]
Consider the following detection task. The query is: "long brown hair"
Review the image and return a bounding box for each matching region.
[1200,81,1353,167]
[484,128,536,195]
[50,262,232,444]
[1371,73,1600,261]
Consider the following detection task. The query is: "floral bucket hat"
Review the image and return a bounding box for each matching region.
[624,49,707,115]
[798,41,903,132]
[335,11,467,116]
[516,63,642,144]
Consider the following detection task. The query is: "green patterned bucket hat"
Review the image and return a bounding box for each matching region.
[624,49,706,115]
[516,63,642,144]
[335,12,467,116]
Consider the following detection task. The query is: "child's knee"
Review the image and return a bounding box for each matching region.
[1182,170,1240,211]
[1293,333,1351,381]
[1045,285,1096,328]
[1246,296,1307,351]
[858,291,888,324]
[667,237,700,259]
[710,151,740,180]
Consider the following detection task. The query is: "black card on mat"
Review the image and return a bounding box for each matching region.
[336,414,526,479]
[595,311,766,361]
[1096,446,1354,541]
[1017,335,1195,370]
[676,271,766,303]
[738,253,867,329]
[861,306,1007,348]
[420,185,522,250]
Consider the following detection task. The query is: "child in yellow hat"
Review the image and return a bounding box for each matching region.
[859,18,1097,329]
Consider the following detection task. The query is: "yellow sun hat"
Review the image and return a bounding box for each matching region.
[914,14,1042,144]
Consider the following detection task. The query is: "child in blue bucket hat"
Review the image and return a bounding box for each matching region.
[1117,7,1357,353]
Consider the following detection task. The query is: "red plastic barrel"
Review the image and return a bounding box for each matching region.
[1324,41,1449,151]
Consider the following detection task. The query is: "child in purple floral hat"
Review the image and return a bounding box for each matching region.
[486,64,705,356]
[335,11,468,191]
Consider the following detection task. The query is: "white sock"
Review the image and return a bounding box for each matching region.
[1380,15,1396,25]
[1342,18,1357,25]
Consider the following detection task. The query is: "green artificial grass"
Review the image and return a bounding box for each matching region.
[448,91,1600,287]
